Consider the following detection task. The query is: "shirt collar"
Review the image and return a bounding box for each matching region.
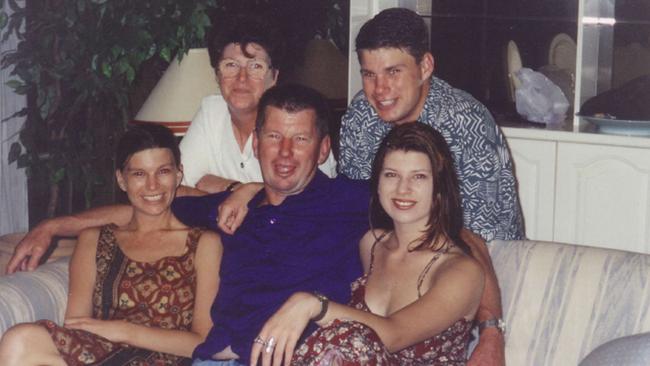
[249,170,330,209]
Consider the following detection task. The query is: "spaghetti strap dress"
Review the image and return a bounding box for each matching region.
[37,224,204,366]
[292,234,473,365]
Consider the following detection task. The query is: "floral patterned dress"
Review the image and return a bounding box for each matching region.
[38,224,203,366]
[292,238,473,366]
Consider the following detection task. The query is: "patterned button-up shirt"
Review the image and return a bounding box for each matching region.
[339,76,525,241]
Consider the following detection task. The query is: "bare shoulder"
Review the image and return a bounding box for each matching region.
[360,229,388,250]
[437,250,485,286]
[77,226,101,247]
[359,229,389,270]
[70,227,101,271]
[195,230,223,264]
[197,230,222,250]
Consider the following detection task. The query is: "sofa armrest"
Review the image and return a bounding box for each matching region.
[488,239,650,366]
[579,332,650,365]
[0,256,70,337]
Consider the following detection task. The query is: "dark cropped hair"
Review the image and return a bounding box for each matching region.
[256,83,330,141]
[116,124,180,171]
[355,8,429,64]
[208,14,284,72]
[369,122,469,254]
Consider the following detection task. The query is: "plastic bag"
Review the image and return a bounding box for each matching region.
[515,67,570,125]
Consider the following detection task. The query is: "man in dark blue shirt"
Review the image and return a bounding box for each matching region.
[172,84,370,365]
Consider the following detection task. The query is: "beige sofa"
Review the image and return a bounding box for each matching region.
[489,240,650,365]
[1,238,649,365]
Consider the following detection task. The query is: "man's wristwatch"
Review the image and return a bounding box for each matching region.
[478,318,506,335]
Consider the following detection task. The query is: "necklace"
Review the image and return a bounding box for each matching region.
[231,121,253,169]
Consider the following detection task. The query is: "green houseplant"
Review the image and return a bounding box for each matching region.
[1,0,217,221]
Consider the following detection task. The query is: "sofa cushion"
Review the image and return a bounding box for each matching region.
[0,256,69,337]
[489,240,650,366]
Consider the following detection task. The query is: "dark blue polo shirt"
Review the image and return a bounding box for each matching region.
[171,172,370,363]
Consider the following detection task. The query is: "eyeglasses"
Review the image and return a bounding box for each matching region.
[217,58,272,80]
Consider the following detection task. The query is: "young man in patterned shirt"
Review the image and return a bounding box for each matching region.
[339,8,525,366]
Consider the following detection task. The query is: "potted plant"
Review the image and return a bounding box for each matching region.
[1,0,217,223]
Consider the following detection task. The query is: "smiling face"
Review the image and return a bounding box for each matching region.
[217,42,278,116]
[253,106,330,205]
[378,150,434,228]
[359,47,433,125]
[116,148,182,217]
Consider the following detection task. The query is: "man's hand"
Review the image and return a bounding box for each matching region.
[5,221,56,274]
[460,229,505,366]
[468,327,505,366]
[249,292,318,366]
[196,174,236,194]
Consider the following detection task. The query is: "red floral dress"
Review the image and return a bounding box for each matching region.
[292,238,473,365]
[38,224,203,366]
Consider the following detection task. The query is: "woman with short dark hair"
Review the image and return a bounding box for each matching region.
[0,125,222,366]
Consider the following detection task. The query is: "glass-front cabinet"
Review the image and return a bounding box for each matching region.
[577,0,650,133]
[428,0,650,135]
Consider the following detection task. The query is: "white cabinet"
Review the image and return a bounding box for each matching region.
[508,138,557,241]
[554,143,650,252]
[506,128,650,253]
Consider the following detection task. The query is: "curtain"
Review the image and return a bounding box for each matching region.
[0,3,28,235]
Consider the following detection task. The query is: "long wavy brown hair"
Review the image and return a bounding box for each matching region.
[369,122,470,254]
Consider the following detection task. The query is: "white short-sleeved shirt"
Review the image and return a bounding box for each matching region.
[180,95,337,187]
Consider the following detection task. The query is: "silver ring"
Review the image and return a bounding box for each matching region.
[264,336,275,353]
[253,336,265,346]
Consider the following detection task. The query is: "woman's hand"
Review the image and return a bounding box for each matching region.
[249,292,320,366]
[64,317,131,343]
[218,183,263,234]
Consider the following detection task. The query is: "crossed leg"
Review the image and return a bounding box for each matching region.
[0,323,66,366]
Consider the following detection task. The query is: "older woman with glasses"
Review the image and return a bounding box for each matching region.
[179,14,337,194]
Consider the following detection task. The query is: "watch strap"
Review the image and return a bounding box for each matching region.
[225,181,241,192]
[311,291,329,322]
[478,318,506,335]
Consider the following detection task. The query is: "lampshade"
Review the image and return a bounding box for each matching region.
[133,48,219,136]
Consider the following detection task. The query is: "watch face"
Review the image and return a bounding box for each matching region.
[497,319,506,334]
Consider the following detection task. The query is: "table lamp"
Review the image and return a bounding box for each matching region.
[133,48,219,136]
